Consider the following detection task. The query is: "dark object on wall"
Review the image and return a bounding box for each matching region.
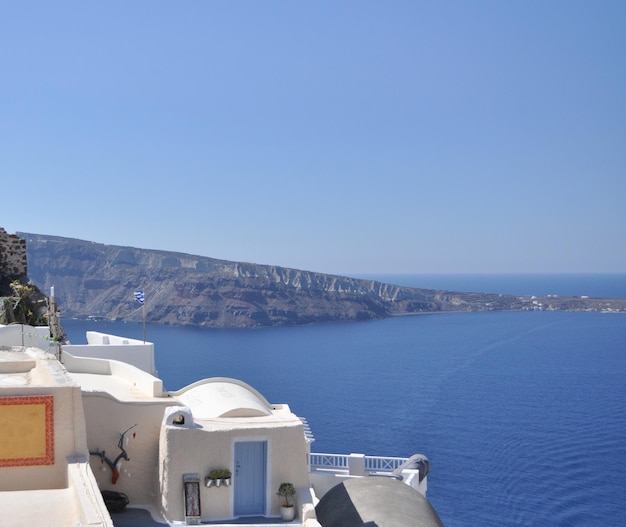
[101,490,129,513]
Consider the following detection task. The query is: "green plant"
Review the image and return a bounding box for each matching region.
[209,468,231,480]
[4,280,48,326]
[277,482,296,507]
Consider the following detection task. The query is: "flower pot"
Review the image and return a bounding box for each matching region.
[205,478,214,488]
[215,478,222,487]
[281,505,295,521]
[224,478,231,487]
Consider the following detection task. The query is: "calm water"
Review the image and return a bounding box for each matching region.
[63,274,626,527]
[361,272,626,299]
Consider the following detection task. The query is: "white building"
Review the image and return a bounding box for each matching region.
[0,324,439,527]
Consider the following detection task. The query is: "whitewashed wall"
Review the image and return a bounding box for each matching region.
[64,332,156,375]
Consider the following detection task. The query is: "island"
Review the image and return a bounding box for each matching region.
[5,229,626,329]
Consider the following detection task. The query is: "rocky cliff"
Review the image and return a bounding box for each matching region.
[18,232,626,328]
[0,228,49,326]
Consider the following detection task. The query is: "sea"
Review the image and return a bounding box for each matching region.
[63,274,626,527]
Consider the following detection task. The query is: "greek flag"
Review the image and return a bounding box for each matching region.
[134,290,145,305]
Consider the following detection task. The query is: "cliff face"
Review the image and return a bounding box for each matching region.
[0,228,28,279]
[19,232,442,327]
[18,232,626,328]
[0,228,49,325]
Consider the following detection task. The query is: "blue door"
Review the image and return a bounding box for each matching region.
[234,441,267,516]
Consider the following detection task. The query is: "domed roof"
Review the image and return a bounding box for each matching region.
[176,378,272,419]
[315,477,445,527]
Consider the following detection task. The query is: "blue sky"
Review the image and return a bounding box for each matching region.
[2,1,625,275]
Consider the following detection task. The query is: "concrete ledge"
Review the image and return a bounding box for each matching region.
[64,331,156,376]
[63,352,164,398]
[298,486,320,525]
[0,458,113,527]
[67,456,114,527]
[0,324,53,351]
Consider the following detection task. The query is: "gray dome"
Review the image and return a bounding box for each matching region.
[315,477,445,527]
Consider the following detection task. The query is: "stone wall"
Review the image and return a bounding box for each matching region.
[0,228,27,277]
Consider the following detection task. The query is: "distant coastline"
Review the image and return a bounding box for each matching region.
[19,231,626,328]
[358,273,626,300]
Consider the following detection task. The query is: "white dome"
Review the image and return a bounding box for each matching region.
[177,379,272,419]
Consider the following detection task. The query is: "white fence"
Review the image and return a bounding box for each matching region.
[309,453,408,475]
[308,452,428,497]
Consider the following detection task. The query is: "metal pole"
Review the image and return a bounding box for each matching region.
[143,301,146,344]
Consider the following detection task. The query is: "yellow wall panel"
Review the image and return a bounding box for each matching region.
[0,396,54,466]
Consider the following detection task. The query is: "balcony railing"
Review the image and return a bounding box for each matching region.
[309,452,429,497]
[309,453,408,475]
[309,453,350,471]
[364,455,408,473]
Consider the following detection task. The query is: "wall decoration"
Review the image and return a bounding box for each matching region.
[0,395,54,467]
[89,424,137,484]
[183,473,201,525]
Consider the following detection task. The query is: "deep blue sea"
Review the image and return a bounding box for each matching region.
[63,274,626,527]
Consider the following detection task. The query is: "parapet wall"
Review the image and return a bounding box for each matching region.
[0,228,27,277]
[0,324,55,352]
[63,332,157,376]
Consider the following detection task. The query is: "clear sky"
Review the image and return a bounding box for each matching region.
[2,1,625,275]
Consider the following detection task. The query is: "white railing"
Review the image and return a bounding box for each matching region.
[309,452,429,497]
[309,453,350,471]
[365,455,408,473]
[309,453,408,475]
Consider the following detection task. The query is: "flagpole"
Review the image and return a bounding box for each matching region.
[134,290,147,343]
[142,300,146,344]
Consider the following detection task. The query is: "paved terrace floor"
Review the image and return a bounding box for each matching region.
[111,508,302,527]
[0,487,110,527]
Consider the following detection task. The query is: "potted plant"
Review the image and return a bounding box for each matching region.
[221,468,232,487]
[277,482,296,521]
[206,468,232,487]
[209,469,222,487]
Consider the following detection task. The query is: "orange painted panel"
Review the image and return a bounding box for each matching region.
[0,396,54,467]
